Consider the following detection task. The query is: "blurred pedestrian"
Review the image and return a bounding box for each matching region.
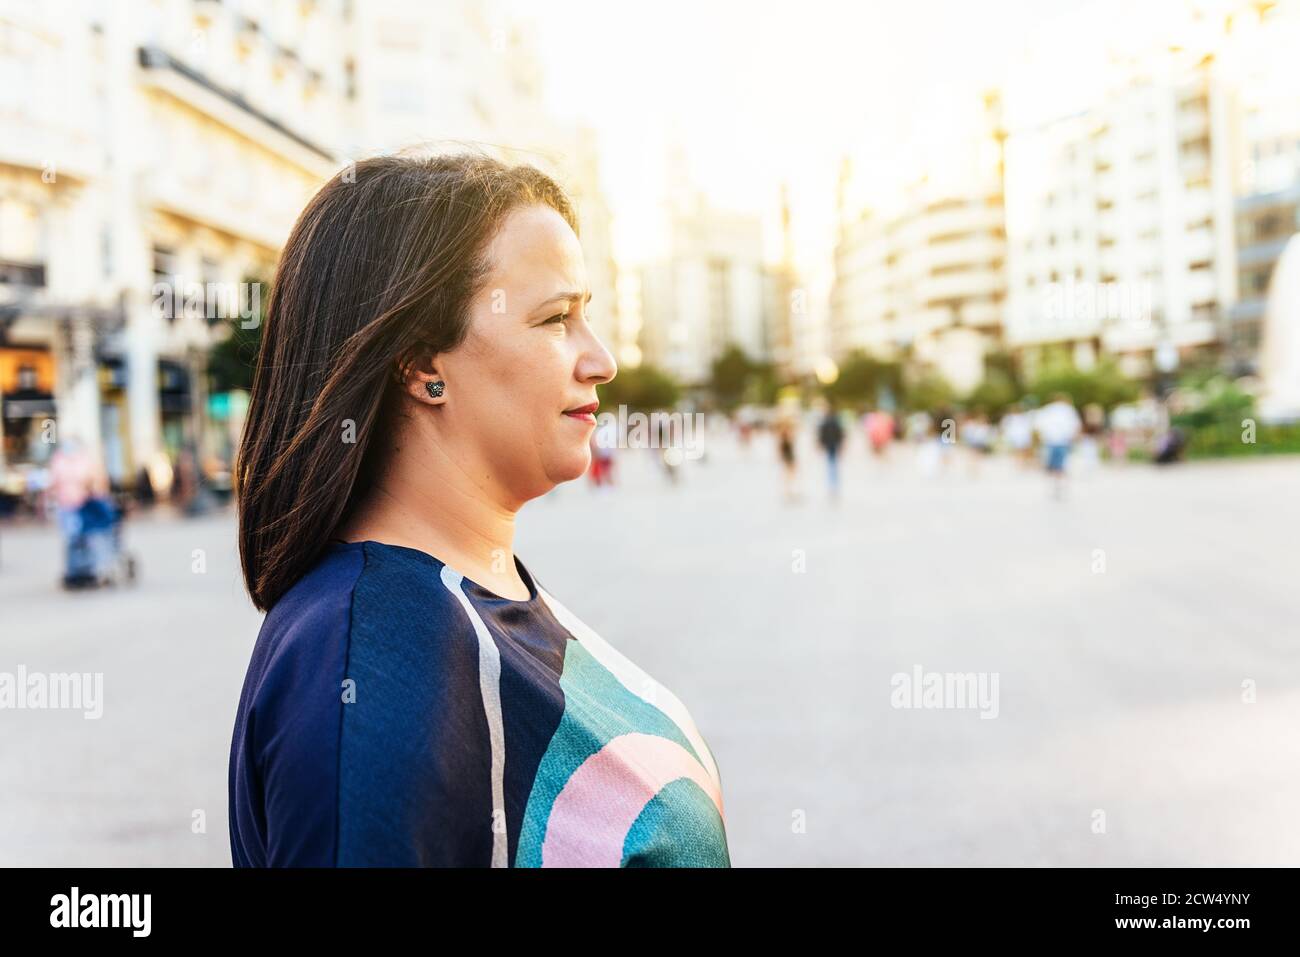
[817,405,845,501]
[864,409,895,459]
[1035,393,1082,499]
[588,417,617,490]
[48,435,109,584]
[961,412,994,477]
[999,403,1035,468]
[1078,403,1106,473]
[656,414,680,485]
[776,416,799,503]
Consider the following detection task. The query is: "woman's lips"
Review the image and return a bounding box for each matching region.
[563,402,599,423]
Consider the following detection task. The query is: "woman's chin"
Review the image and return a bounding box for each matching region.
[550,449,592,484]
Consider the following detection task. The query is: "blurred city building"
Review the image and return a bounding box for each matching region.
[829,0,1300,394]
[1,0,346,486]
[1222,1,1300,375]
[0,0,623,491]
[1004,34,1238,379]
[830,91,1007,394]
[639,177,785,386]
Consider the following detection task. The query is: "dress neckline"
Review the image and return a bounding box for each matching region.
[327,539,540,604]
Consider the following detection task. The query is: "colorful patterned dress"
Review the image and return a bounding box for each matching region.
[229,540,730,867]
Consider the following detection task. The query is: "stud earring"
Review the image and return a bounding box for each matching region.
[426,380,445,399]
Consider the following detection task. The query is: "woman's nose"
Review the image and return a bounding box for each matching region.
[581,332,618,384]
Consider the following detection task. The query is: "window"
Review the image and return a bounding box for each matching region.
[201,256,221,325]
[153,246,178,323]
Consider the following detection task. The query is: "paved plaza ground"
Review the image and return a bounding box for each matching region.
[2,430,1297,865]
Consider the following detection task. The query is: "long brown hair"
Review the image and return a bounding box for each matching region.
[236,152,578,611]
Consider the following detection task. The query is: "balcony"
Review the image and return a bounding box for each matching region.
[918,270,1004,306]
[1184,187,1214,225]
[959,298,1002,328]
[1184,227,1216,263]
[1186,269,1219,307]
[136,46,336,178]
[0,259,47,289]
[918,204,1000,241]
[923,236,1005,273]
[1176,110,1210,144]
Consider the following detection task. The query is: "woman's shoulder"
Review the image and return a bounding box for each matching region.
[262,541,474,649]
[249,544,366,675]
[248,542,478,690]
[236,539,488,769]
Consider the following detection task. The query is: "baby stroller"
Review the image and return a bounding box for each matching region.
[1153,426,1186,466]
[62,495,139,590]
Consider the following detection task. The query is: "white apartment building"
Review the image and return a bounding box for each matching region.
[639,195,770,386]
[1,0,348,481]
[1003,49,1237,378]
[1220,1,1300,370]
[830,95,1007,394]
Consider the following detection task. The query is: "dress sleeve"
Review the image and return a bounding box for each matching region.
[231,546,500,867]
[331,557,500,866]
[229,584,352,867]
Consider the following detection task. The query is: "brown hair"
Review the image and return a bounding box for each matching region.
[236,152,578,611]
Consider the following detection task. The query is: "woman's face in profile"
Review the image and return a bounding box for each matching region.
[434,203,618,501]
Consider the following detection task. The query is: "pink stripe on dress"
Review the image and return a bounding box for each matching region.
[541,732,725,867]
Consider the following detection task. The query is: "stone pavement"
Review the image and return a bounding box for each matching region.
[2,431,1297,865]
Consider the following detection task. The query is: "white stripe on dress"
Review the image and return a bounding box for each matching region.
[440,565,509,868]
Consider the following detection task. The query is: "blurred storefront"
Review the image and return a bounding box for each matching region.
[0,345,57,466]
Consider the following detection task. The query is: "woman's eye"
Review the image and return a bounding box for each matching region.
[546,313,570,325]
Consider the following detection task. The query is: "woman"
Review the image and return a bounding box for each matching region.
[228,153,730,867]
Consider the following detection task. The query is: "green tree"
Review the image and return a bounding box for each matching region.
[903,369,956,413]
[823,349,903,408]
[965,370,1021,417]
[1028,356,1137,410]
[207,274,268,393]
[597,362,681,412]
[746,361,783,406]
[709,343,758,412]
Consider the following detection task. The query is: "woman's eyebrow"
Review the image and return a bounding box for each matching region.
[535,290,593,310]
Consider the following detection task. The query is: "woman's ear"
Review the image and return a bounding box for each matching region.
[396,351,446,405]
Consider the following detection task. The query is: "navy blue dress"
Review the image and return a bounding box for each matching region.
[228,540,730,867]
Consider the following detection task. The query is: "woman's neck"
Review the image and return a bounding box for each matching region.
[336,445,530,600]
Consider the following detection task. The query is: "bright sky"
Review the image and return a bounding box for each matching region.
[499,0,1234,339]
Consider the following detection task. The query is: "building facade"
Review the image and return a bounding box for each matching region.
[1003,56,1236,378]
[639,194,769,387]
[1,0,347,484]
[830,93,1007,394]
[1,0,621,490]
